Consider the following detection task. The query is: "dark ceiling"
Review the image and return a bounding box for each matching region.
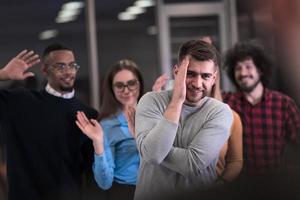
[0,0,251,93]
[0,0,156,72]
[0,0,143,45]
[0,0,220,46]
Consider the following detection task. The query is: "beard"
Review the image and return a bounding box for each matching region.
[185,87,208,105]
[59,84,74,92]
[59,76,75,92]
[238,78,260,93]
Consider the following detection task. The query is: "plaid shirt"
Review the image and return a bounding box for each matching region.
[223,88,300,175]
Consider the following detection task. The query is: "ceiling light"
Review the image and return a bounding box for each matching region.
[56,15,77,23]
[39,30,58,40]
[62,1,85,10]
[118,12,136,21]
[58,9,81,18]
[135,0,155,8]
[126,6,145,15]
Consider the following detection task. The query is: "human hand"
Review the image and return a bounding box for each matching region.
[76,111,104,154]
[172,56,189,104]
[124,105,136,138]
[152,74,169,92]
[0,50,40,81]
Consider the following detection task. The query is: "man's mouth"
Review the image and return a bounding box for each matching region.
[62,77,74,83]
[189,88,203,95]
[239,76,252,81]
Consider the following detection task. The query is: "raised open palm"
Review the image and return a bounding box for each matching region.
[172,56,189,103]
[152,74,169,92]
[76,111,103,143]
[2,50,40,80]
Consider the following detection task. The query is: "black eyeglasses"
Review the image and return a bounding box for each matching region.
[46,62,80,72]
[113,79,139,92]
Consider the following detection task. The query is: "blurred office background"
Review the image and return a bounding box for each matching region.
[1,1,300,199]
[0,0,299,109]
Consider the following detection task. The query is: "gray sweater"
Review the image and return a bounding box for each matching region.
[134,90,233,200]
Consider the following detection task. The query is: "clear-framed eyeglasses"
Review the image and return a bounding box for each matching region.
[46,62,80,72]
[113,79,139,92]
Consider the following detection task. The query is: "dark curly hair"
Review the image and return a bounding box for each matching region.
[224,40,273,88]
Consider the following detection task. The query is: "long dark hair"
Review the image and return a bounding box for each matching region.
[98,59,144,121]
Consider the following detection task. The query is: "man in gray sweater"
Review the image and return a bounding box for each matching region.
[134,40,233,200]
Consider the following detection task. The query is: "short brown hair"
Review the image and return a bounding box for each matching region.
[178,40,220,69]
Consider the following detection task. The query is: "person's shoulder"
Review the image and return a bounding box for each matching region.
[222,91,239,99]
[142,90,171,98]
[73,98,98,117]
[267,89,293,101]
[11,88,40,98]
[100,114,119,126]
[222,91,242,105]
[231,109,241,120]
[266,89,299,109]
[201,98,233,124]
[0,88,31,102]
[207,97,231,110]
[139,90,171,104]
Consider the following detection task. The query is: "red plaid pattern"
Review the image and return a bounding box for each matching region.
[223,88,300,175]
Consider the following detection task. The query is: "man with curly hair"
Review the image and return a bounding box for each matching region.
[223,41,300,175]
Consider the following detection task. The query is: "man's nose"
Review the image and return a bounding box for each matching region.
[239,66,248,76]
[192,76,203,88]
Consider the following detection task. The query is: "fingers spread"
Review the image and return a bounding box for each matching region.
[21,50,35,61]
[26,55,40,67]
[23,72,35,79]
[16,50,28,59]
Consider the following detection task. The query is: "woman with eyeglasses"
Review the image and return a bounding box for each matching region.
[76,59,143,200]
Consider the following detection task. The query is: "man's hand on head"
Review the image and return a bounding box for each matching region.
[172,56,190,104]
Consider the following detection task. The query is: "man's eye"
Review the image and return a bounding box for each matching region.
[69,63,76,67]
[54,64,65,69]
[187,72,195,77]
[202,74,211,80]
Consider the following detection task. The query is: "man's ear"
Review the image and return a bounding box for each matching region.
[173,64,179,76]
[211,70,218,84]
[41,64,49,76]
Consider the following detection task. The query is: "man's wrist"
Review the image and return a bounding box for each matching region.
[167,100,183,115]
[0,68,9,81]
[169,97,184,108]
[164,100,183,124]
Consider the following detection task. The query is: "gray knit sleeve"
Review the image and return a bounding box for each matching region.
[135,92,178,164]
[162,102,233,177]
